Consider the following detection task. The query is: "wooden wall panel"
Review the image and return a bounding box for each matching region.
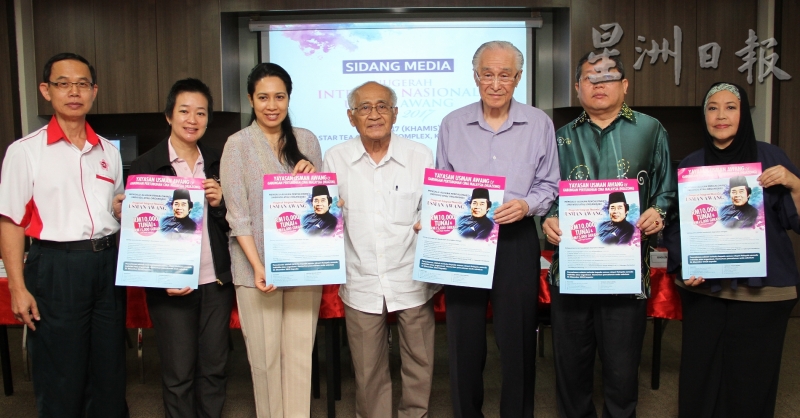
[0,0,21,175]
[633,0,696,106]
[220,12,240,113]
[156,0,222,109]
[552,8,571,108]
[694,0,756,105]
[93,0,159,114]
[568,0,636,107]
[32,0,96,115]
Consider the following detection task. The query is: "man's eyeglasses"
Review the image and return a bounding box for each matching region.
[475,72,518,85]
[48,81,94,90]
[581,73,623,84]
[351,103,395,116]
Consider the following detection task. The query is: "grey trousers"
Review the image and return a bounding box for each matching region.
[345,298,436,418]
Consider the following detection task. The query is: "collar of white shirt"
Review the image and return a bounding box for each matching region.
[349,133,408,167]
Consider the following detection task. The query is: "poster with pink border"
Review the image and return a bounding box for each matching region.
[558,179,642,294]
[116,174,205,289]
[412,168,504,289]
[262,173,346,286]
[677,163,766,279]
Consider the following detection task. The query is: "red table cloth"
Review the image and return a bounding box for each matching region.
[0,279,15,326]
[0,251,681,329]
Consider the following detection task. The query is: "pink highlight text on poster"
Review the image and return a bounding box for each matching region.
[571,219,597,244]
[134,213,159,236]
[276,212,301,235]
[430,211,455,235]
[692,204,718,228]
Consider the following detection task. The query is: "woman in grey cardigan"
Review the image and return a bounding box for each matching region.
[220,63,322,417]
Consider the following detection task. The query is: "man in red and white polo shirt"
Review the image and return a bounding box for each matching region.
[0,53,128,417]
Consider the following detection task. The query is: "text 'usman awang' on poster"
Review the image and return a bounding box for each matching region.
[677,163,766,279]
[413,168,505,289]
[559,179,642,294]
[262,173,346,286]
[116,175,205,289]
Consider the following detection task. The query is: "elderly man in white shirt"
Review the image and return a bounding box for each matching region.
[323,81,439,418]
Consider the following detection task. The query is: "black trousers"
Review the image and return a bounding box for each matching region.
[549,288,647,418]
[24,241,128,418]
[445,217,540,418]
[146,281,235,418]
[677,287,797,418]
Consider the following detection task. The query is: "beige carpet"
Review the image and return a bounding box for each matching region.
[2,318,800,417]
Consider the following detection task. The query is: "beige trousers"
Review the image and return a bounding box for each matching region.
[236,285,322,418]
[344,299,436,418]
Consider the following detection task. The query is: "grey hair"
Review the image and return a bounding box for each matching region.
[347,81,398,108]
[472,41,524,73]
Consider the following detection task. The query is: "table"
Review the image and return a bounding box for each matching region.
[0,277,14,396]
[118,251,684,327]
[1,252,682,411]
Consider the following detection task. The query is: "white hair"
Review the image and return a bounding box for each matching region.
[472,41,524,72]
[347,81,398,108]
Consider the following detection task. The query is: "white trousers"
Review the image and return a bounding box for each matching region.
[236,285,322,417]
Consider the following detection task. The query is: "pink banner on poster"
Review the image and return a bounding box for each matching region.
[677,162,762,183]
[263,173,338,189]
[126,175,204,190]
[423,168,505,190]
[559,179,639,197]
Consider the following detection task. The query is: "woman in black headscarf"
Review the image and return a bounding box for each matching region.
[664,82,800,417]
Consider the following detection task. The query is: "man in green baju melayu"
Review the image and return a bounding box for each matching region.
[541,52,677,418]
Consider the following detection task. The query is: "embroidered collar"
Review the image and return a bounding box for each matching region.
[572,102,635,129]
